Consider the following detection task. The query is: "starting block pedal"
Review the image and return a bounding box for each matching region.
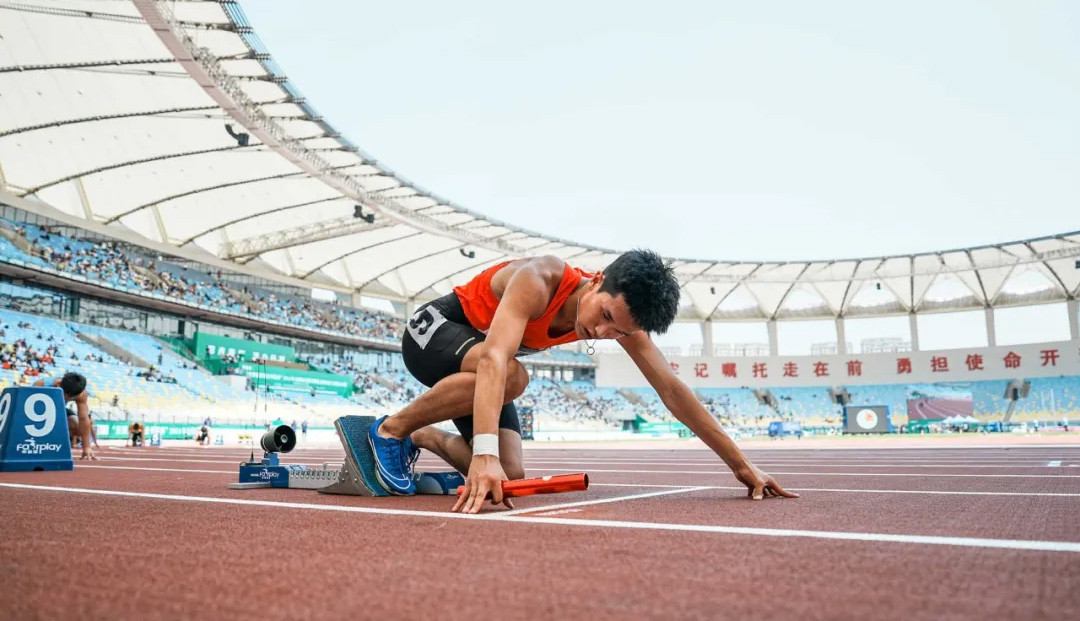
[319,415,390,497]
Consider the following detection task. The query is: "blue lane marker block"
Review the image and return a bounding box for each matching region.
[319,415,390,497]
[0,386,73,472]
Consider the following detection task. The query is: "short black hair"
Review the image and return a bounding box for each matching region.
[60,372,86,397]
[599,249,680,334]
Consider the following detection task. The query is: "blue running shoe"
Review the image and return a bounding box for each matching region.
[368,416,415,495]
[405,437,421,473]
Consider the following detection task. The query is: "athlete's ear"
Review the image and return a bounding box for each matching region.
[592,271,604,289]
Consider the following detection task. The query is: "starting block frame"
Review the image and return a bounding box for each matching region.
[228,415,464,496]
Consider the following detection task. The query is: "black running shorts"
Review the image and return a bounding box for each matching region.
[401,292,521,442]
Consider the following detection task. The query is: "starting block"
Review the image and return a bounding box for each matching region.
[228,416,464,496]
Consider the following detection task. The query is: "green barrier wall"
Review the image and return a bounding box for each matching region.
[239,362,353,396]
[191,333,295,364]
[94,421,331,441]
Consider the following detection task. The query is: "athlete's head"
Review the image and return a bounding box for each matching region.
[575,249,680,340]
[60,372,86,398]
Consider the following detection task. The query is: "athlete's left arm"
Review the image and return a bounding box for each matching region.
[618,331,798,500]
[72,390,95,460]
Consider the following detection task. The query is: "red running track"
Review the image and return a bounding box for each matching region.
[2,442,1080,620]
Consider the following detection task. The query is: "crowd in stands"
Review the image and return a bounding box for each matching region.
[0,332,59,377]
[0,220,405,343]
[134,366,178,384]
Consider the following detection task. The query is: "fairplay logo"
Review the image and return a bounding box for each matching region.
[255,468,280,480]
[16,437,62,455]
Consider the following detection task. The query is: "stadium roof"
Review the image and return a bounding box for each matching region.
[2,0,1079,322]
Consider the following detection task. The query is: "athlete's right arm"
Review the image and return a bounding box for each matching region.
[452,262,550,514]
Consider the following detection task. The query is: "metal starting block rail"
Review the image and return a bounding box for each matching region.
[227,416,464,496]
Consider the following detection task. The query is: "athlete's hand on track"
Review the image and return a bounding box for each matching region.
[79,449,97,461]
[733,461,798,500]
[452,454,514,513]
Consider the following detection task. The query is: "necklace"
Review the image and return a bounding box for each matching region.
[574,294,596,356]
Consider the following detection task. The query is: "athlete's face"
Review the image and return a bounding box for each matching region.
[575,275,643,341]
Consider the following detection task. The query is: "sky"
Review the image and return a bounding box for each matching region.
[238,1,1080,353]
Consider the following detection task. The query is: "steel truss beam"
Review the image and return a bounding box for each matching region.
[0,105,219,139]
[224,216,397,260]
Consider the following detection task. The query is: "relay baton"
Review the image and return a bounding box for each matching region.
[456,473,589,498]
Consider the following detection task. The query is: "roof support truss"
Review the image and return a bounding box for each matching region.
[102,170,310,224]
[223,216,397,260]
[0,105,220,139]
[299,231,425,279]
[21,145,251,196]
[178,195,342,245]
[0,58,177,74]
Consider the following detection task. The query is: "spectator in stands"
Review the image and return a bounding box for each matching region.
[370,250,797,510]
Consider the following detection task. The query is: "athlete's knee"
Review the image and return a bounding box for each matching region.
[408,426,440,451]
[502,461,525,481]
[504,361,528,403]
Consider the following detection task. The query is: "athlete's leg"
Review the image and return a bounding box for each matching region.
[410,426,470,474]
[378,343,528,440]
[498,429,525,480]
[411,421,525,480]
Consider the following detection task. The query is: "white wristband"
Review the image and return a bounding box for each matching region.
[472,433,500,458]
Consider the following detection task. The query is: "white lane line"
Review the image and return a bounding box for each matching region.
[532,445,1080,452]
[95,455,1077,471]
[79,462,1080,479]
[61,468,1080,497]
[530,468,1080,478]
[520,462,1076,469]
[97,456,325,465]
[1048,461,1062,467]
[78,465,231,474]
[496,486,712,517]
[3,482,1079,554]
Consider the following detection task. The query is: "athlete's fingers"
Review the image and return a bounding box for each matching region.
[462,480,482,514]
[752,482,765,500]
[769,480,800,499]
[451,479,472,512]
[469,481,491,514]
[451,491,466,513]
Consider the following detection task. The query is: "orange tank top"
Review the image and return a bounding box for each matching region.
[453,261,592,351]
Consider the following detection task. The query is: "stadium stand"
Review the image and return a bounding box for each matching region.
[0,219,405,343]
